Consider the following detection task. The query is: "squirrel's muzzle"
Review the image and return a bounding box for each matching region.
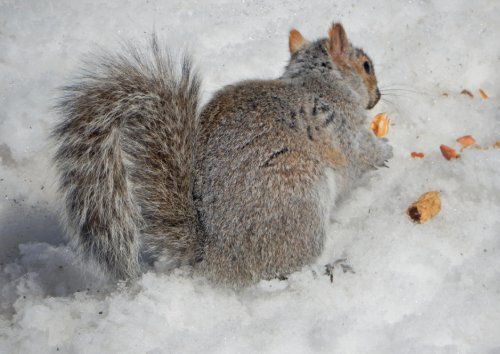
[367,87,381,109]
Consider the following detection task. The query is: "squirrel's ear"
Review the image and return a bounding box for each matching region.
[327,23,349,59]
[289,29,306,54]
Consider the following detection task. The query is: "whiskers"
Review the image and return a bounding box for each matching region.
[379,96,399,113]
[376,83,427,115]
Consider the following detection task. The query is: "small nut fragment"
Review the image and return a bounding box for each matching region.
[456,135,476,148]
[407,191,441,224]
[370,113,390,137]
[440,144,460,160]
[460,89,474,98]
[411,152,425,158]
[479,89,489,99]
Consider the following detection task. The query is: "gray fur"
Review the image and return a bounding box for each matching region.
[194,38,392,286]
[53,24,392,286]
[53,38,201,279]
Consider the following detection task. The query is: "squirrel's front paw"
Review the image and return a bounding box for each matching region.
[375,139,393,166]
[364,137,393,168]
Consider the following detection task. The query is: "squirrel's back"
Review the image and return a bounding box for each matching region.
[193,79,349,285]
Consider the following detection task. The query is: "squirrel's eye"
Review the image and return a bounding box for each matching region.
[363,61,371,74]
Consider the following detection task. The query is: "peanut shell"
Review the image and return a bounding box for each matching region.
[407,191,441,224]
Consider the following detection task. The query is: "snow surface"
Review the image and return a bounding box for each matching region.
[1,0,499,353]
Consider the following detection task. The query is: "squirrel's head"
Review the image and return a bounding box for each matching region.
[287,23,380,110]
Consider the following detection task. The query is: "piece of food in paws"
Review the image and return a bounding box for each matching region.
[407,191,441,224]
[370,113,390,137]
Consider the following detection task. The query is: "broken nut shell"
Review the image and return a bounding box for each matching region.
[460,89,474,98]
[456,135,476,148]
[407,191,441,224]
[479,89,489,99]
[440,144,460,160]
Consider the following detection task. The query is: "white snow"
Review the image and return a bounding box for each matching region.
[1,0,499,353]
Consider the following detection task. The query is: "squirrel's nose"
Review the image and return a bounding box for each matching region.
[367,88,381,109]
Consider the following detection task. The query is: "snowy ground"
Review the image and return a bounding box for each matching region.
[1,0,499,353]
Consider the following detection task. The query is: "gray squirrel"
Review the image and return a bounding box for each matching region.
[53,22,392,287]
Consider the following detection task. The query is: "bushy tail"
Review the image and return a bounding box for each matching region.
[53,38,201,279]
